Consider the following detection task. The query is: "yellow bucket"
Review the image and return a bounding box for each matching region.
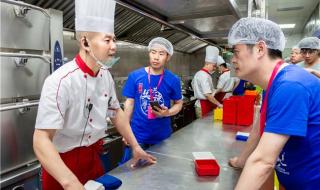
[213,108,223,120]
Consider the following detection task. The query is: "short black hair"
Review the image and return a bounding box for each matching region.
[246,44,282,59]
[268,49,282,59]
[220,63,227,68]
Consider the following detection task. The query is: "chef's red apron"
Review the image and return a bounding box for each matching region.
[199,68,226,117]
[41,140,104,190]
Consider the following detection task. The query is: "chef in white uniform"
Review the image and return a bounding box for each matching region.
[215,56,240,99]
[192,46,223,118]
[33,0,156,189]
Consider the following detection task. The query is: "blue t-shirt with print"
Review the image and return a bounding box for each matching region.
[123,67,182,144]
[264,65,320,189]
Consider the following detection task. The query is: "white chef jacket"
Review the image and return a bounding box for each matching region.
[35,55,120,153]
[217,71,240,98]
[191,69,214,107]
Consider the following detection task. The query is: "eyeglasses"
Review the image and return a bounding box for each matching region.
[300,49,318,55]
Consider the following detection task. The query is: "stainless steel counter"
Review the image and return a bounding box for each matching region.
[109,116,252,190]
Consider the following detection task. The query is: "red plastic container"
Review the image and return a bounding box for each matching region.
[223,95,255,126]
[236,95,255,126]
[195,159,220,176]
[223,96,239,125]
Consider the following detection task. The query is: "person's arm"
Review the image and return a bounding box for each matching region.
[229,123,260,168]
[152,99,183,117]
[33,129,84,190]
[205,93,223,107]
[33,77,84,189]
[212,88,222,96]
[229,106,261,168]
[305,68,320,78]
[153,76,183,117]
[122,98,135,145]
[111,108,157,167]
[235,132,289,189]
[124,98,134,120]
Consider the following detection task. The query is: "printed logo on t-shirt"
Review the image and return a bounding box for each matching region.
[138,83,143,93]
[275,152,290,175]
[140,87,164,115]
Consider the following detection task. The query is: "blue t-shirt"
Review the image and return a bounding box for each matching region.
[264,65,320,189]
[233,79,246,95]
[123,67,182,144]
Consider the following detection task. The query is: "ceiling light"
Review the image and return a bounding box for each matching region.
[279,24,295,29]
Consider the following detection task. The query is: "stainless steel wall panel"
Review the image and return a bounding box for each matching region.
[0,106,38,175]
[0,57,50,101]
[0,3,50,51]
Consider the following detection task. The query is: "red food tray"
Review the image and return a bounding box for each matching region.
[194,159,220,176]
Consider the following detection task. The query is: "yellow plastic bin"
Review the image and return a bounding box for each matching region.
[213,108,223,120]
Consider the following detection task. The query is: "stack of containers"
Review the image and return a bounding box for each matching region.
[222,96,240,125]
[223,94,256,126]
[237,95,256,125]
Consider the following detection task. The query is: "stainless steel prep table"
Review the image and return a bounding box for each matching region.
[109,116,252,190]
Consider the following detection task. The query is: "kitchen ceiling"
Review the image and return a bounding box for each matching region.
[267,0,319,36]
[21,0,319,52]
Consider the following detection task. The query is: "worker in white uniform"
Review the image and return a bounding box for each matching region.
[215,56,240,99]
[33,1,156,189]
[192,46,222,118]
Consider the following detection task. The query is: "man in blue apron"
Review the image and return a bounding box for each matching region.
[228,17,320,190]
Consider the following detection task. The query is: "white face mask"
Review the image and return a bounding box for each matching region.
[91,54,120,68]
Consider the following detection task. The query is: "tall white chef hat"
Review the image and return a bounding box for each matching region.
[217,56,225,66]
[75,0,116,34]
[205,46,219,64]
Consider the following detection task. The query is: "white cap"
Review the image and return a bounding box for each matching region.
[228,17,286,51]
[148,37,174,56]
[298,37,320,50]
[217,56,225,66]
[205,46,219,64]
[75,0,116,34]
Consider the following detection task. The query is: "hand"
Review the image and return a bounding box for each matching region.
[305,68,320,76]
[152,105,170,117]
[304,68,315,73]
[228,156,244,169]
[217,103,223,108]
[63,179,85,190]
[130,146,157,168]
[122,137,129,146]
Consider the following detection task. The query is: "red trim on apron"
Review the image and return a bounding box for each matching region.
[41,140,104,190]
[200,92,226,117]
[260,60,284,136]
[200,68,210,74]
